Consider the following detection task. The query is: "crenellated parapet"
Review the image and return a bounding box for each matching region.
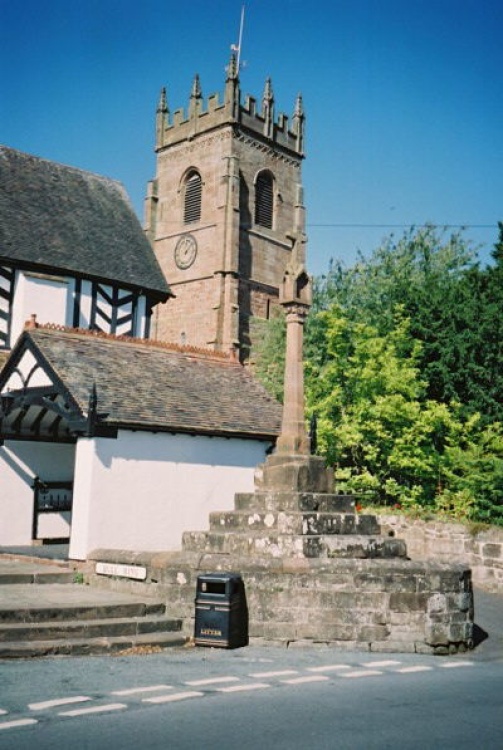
[155,53,305,156]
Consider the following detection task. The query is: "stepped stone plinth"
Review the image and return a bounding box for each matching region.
[234,490,355,513]
[182,453,407,561]
[89,452,474,654]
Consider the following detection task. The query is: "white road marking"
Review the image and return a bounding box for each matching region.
[143,691,204,704]
[440,661,474,669]
[29,695,91,711]
[364,660,401,667]
[185,676,240,686]
[59,703,127,717]
[342,670,383,678]
[281,675,330,685]
[396,666,433,674]
[0,718,38,731]
[216,683,270,693]
[307,664,352,673]
[111,684,173,696]
[249,670,299,678]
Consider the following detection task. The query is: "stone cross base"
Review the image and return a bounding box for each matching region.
[89,548,474,655]
[257,454,333,493]
[88,454,475,654]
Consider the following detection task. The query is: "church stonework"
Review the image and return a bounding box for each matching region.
[145,54,305,360]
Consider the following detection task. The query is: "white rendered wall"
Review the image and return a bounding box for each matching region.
[0,441,75,545]
[10,272,70,345]
[76,281,150,337]
[136,295,148,338]
[8,273,151,344]
[36,510,72,539]
[69,430,271,560]
[77,280,93,329]
[2,349,53,391]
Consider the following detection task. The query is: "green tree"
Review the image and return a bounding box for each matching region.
[456,222,503,424]
[305,303,503,523]
[439,417,503,525]
[314,225,474,329]
[314,224,503,425]
[248,309,286,402]
[251,225,503,524]
[306,305,435,504]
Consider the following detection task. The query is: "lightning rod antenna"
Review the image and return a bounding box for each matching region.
[232,4,245,71]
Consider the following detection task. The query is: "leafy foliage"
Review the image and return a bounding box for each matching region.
[251,224,503,525]
[315,224,503,424]
[249,309,286,402]
[305,304,503,524]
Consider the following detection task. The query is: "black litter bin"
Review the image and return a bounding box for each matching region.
[194,573,248,649]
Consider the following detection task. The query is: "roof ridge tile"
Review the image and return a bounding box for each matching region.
[30,323,237,364]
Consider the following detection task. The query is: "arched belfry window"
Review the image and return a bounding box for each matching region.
[255,170,274,229]
[183,170,202,224]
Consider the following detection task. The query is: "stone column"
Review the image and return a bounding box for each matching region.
[275,300,310,455]
[259,258,332,493]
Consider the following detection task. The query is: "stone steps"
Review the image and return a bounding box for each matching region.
[0,571,186,658]
[182,530,407,559]
[0,570,75,585]
[234,492,356,513]
[86,546,474,653]
[307,535,407,559]
[0,561,75,585]
[0,613,182,642]
[0,631,187,658]
[85,452,474,653]
[0,592,165,623]
[209,510,381,535]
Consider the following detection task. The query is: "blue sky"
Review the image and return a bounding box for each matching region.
[1,0,501,275]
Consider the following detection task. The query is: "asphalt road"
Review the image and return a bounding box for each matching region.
[0,585,501,750]
[1,639,502,750]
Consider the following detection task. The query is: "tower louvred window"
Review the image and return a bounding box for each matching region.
[184,171,202,223]
[255,171,274,229]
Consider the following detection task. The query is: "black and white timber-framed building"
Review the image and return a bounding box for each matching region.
[0,145,171,359]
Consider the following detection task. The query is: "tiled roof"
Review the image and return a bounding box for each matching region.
[0,146,170,297]
[24,327,282,439]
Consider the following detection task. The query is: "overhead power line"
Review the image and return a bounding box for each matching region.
[307,223,497,229]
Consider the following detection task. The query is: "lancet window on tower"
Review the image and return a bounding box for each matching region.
[254,170,274,229]
[183,170,202,224]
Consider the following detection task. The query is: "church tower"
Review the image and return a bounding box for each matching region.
[145,54,306,360]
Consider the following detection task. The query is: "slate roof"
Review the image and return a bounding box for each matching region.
[17,327,282,440]
[0,146,170,298]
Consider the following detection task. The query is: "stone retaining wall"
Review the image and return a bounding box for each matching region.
[379,516,503,592]
[87,550,473,654]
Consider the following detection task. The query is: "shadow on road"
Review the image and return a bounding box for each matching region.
[470,587,503,660]
[472,623,488,648]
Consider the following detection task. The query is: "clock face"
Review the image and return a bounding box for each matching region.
[174,234,197,270]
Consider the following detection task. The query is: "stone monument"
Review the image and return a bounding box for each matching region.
[91,245,475,654]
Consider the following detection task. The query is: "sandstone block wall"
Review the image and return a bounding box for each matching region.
[87,550,473,655]
[380,515,503,592]
[149,87,303,356]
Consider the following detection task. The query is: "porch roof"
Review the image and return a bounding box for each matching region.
[0,327,282,441]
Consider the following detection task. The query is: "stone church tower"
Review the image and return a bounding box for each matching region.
[145,54,306,360]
